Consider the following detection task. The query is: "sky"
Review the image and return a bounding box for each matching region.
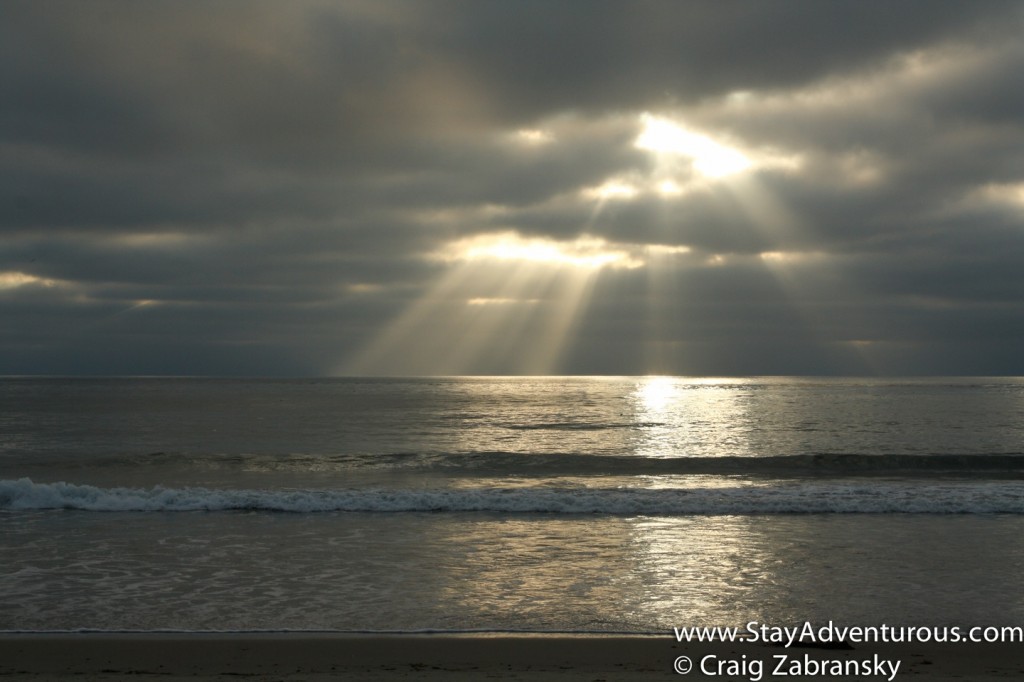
[2,1,1024,376]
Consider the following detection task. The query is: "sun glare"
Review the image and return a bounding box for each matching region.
[635,114,752,178]
[637,376,679,411]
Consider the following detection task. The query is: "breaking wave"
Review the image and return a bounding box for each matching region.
[3,478,1023,515]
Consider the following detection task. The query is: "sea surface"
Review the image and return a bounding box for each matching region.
[2,376,1024,633]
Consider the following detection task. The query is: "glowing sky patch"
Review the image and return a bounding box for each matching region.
[467,297,540,306]
[976,183,1024,207]
[111,232,201,248]
[347,283,386,294]
[635,114,752,178]
[0,272,60,289]
[758,250,828,264]
[515,128,553,145]
[645,245,692,257]
[574,111,802,219]
[438,232,645,270]
[655,179,685,196]
[582,180,641,201]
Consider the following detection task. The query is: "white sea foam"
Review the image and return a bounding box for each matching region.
[2,478,1023,514]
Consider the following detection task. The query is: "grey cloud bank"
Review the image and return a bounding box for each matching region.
[2,1,1023,375]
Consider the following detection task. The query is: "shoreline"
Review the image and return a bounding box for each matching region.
[2,632,1022,680]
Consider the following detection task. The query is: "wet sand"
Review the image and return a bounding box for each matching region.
[0,633,1021,680]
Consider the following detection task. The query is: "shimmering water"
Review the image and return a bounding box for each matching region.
[2,377,1024,631]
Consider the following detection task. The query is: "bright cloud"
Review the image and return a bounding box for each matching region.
[436,232,646,270]
[582,180,641,201]
[636,114,752,178]
[0,272,61,289]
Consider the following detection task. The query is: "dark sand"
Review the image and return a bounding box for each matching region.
[0,633,1021,680]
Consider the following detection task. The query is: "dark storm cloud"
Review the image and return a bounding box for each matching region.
[1,0,1023,375]
[429,1,1019,116]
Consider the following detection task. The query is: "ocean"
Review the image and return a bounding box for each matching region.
[2,376,1024,633]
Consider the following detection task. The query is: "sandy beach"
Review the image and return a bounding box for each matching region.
[1,633,1022,681]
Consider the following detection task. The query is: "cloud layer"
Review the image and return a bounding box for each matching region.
[2,1,1023,375]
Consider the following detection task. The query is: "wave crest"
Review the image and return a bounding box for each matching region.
[3,478,1024,515]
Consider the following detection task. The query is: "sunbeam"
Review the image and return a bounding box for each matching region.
[623,111,874,373]
[343,232,646,375]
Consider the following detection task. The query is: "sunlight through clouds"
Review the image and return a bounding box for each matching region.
[515,128,553,145]
[336,16,1021,378]
[5,3,1023,376]
[344,232,694,375]
[636,114,753,178]
[635,113,802,184]
[466,297,540,306]
[342,236,592,375]
[0,271,62,289]
[975,183,1024,209]
[343,253,597,376]
[577,111,803,229]
[437,232,645,270]
[583,180,642,201]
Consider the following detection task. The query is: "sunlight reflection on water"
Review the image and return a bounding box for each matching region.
[630,376,754,458]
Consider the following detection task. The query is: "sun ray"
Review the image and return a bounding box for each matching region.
[435,261,561,374]
[521,267,600,374]
[624,111,856,374]
[343,232,652,375]
[348,108,815,377]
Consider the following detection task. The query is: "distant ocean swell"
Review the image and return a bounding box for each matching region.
[20,452,1024,476]
[3,478,1024,514]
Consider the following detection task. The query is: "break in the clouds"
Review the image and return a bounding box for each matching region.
[2,1,1023,376]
